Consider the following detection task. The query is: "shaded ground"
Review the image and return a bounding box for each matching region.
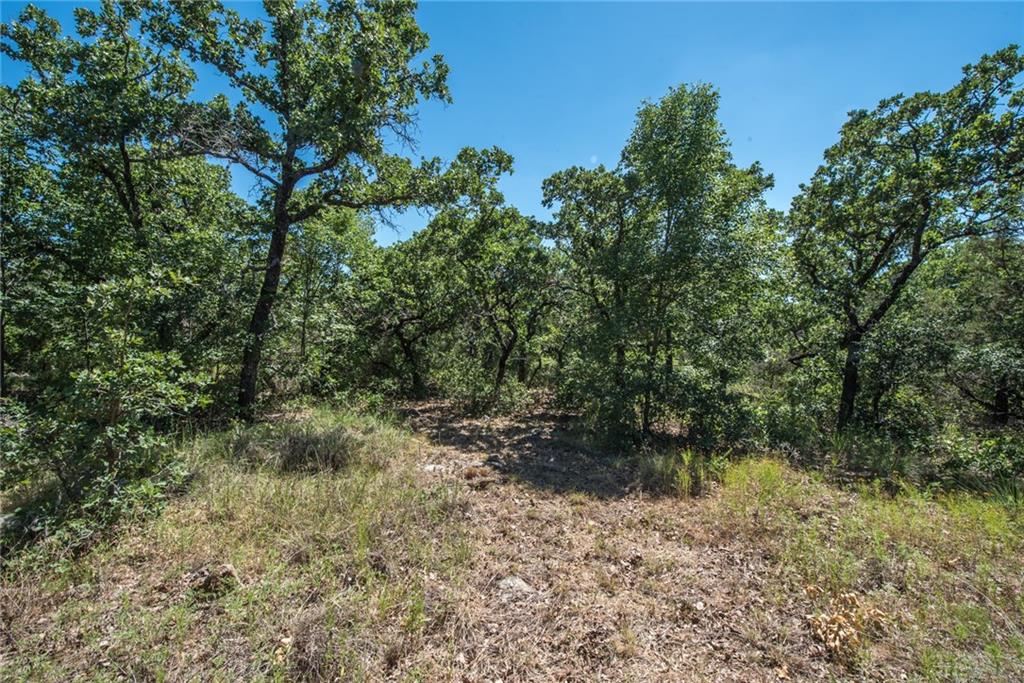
[400,403,634,498]
[403,400,837,682]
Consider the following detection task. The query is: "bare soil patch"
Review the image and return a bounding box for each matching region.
[403,401,840,682]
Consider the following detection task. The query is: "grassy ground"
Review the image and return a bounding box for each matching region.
[1,408,468,680]
[711,459,1024,680]
[2,403,1022,681]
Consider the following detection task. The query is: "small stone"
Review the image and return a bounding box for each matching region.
[498,575,535,594]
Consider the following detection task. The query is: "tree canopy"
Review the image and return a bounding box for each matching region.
[2,1,1022,511]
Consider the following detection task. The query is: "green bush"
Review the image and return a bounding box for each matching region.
[1,275,206,556]
[937,428,1024,500]
[432,351,533,415]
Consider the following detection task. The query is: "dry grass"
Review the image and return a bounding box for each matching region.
[404,402,1024,682]
[713,458,1024,680]
[0,407,468,680]
[2,402,1022,681]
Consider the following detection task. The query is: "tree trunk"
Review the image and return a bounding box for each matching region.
[495,340,515,392]
[993,376,1010,426]
[299,259,314,362]
[836,336,862,431]
[871,389,883,425]
[397,333,425,398]
[641,392,652,435]
[238,206,291,420]
[528,356,543,386]
[614,343,628,428]
[410,364,425,398]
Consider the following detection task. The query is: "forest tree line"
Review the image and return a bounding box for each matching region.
[2,1,1023,515]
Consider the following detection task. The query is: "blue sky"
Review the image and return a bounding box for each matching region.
[3,2,1022,245]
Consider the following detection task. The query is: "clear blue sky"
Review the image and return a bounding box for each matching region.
[3,2,1022,245]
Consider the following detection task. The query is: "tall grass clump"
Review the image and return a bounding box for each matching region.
[221,406,411,473]
[637,447,728,498]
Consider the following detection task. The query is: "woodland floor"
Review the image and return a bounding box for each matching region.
[2,401,1021,681]
[400,401,831,682]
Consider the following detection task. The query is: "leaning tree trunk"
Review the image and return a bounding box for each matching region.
[238,204,291,420]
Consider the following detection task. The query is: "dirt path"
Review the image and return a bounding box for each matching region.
[402,401,840,683]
